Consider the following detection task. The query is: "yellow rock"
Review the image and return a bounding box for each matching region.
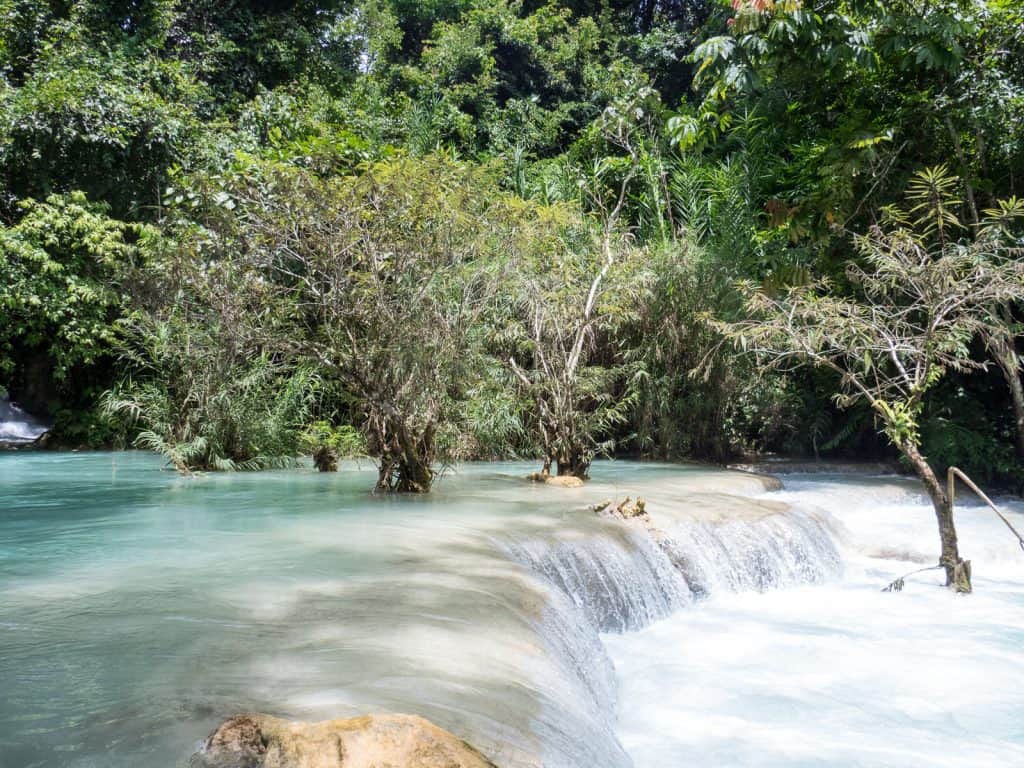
[195,713,498,768]
[543,475,584,488]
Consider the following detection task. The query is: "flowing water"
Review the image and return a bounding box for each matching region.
[606,475,1024,768]
[0,398,48,444]
[0,454,1021,768]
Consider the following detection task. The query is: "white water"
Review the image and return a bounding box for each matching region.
[605,475,1024,768]
[2,456,1021,767]
[0,395,48,442]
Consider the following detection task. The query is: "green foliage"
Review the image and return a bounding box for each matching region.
[0,0,1020,489]
[920,382,1023,489]
[0,192,151,381]
[300,421,367,458]
[104,322,317,473]
[398,0,618,154]
[0,39,203,218]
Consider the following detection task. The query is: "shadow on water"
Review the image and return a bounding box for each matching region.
[0,453,852,768]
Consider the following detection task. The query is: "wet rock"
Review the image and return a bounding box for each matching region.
[544,475,584,488]
[194,713,498,768]
[198,715,267,767]
[593,496,647,520]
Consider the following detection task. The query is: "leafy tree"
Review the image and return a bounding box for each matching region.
[729,170,1024,592]
[0,191,151,391]
[504,207,647,478]
[202,155,537,491]
[0,40,202,219]
[103,218,314,472]
[683,0,1024,238]
[399,0,613,154]
[504,89,656,479]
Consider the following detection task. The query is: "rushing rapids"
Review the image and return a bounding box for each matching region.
[1,455,1021,768]
[0,395,49,444]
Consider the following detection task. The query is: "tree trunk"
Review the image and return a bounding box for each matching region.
[394,454,434,493]
[987,313,1024,459]
[901,441,971,592]
[556,449,590,480]
[373,414,435,493]
[313,446,339,472]
[995,345,1024,460]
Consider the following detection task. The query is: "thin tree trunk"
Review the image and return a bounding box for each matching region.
[944,115,980,227]
[901,441,970,592]
[1009,372,1024,460]
[995,343,1024,460]
[556,453,590,480]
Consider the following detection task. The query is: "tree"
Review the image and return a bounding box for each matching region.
[504,210,647,478]
[682,0,1024,241]
[504,86,655,478]
[728,170,1024,592]
[0,192,150,398]
[103,219,316,473]
[220,155,528,492]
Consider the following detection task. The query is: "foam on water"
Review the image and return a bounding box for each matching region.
[1,454,1020,768]
[0,396,48,442]
[606,473,1024,768]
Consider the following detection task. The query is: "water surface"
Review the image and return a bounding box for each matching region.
[1,453,1021,768]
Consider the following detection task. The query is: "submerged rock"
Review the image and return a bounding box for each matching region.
[193,713,498,768]
[526,471,585,487]
[543,475,584,488]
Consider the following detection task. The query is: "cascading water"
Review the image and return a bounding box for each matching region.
[503,481,844,629]
[497,476,847,766]
[0,395,49,443]
[655,506,843,597]
[1,456,1020,768]
[605,474,1024,768]
[502,524,693,633]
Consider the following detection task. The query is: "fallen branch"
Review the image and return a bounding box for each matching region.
[948,466,1024,553]
[882,565,944,593]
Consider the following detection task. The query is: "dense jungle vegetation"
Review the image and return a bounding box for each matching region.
[3,0,1024,497]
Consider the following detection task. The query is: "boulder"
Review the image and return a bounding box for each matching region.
[193,713,498,768]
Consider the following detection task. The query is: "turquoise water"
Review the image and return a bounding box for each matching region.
[2,452,1022,768]
[0,452,642,768]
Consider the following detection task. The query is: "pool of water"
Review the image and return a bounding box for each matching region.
[1,452,1021,768]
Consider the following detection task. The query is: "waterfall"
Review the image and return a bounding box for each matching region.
[503,525,693,633]
[494,491,843,766]
[0,396,49,443]
[656,507,843,598]
[505,499,842,637]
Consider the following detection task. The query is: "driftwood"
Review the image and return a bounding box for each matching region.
[591,496,647,520]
